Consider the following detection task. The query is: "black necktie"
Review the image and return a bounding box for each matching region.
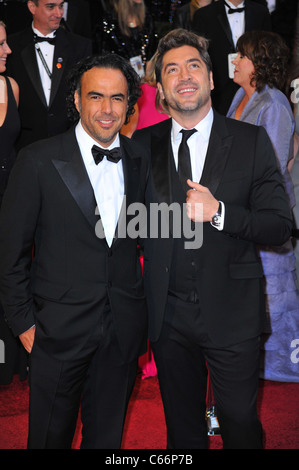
[224,1,245,14]
[178,129,197,192]
[91,145,122,164]
[34,34,56,45]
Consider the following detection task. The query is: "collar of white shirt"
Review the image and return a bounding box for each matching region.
[75,119,121,167]
[32,23,56,40]
[172,107,214,146]
[224,0,245,11]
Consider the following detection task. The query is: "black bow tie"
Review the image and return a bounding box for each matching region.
[91,145,122,164]
[34,34,56,45]
[224,1,245,13]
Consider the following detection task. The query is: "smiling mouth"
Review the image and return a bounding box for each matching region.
[178,87,197,94]
[97,119,115,127]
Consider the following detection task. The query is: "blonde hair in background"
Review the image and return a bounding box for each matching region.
[114,0,145,36]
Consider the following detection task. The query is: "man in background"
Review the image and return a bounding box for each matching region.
[6,0,91,150]
[192,0,271,114]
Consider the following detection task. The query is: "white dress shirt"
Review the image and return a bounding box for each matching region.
[75,121,125,246]
[171,108,224,230]
[32,24,55,105]
[224,0,245,48]
[171,107,214,183]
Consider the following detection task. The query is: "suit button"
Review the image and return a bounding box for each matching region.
[165,267,169,273]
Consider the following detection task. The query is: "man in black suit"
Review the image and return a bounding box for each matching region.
[192,0,271,114]
[6,0,92,150]
[133,29,292,449]
[0,54,148,449]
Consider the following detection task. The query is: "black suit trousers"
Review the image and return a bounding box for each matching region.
[151,299,263,449]
[27,305,137,449]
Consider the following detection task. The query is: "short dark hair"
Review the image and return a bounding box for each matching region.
[154,28,212,85]
[66,54,141,124]
[236,31,290,92]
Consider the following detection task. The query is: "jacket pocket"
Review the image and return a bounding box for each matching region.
[229,262,264,279]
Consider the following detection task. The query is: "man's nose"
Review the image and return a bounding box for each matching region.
[101,98,113,114]
[55,5,64,17]
[179,66,191,80]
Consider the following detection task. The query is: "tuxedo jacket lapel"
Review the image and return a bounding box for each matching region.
[49,29,69,108]
[51,128,100,230]
[113,136,142,246]
[20,31,47,108]
[217,2,235,51]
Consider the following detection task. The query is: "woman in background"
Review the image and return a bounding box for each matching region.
[94,0,157,80]
[0,21,27,385]
[227,30,299,383]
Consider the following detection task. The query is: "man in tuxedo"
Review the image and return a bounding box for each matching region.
[0,54,148,449]
[192,0,271,115]
[133,29,292,449]
[6,0,92,151]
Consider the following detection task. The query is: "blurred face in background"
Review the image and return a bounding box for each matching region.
[232,52,255,91]
[28,0,64,35]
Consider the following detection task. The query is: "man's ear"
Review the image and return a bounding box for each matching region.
[74,90,80,113]
[27,0,37,16]
[157,82,165,100]
[209,71,214,92]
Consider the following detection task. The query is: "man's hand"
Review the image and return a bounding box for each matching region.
[186,179,219,222]
[19,326,36,353]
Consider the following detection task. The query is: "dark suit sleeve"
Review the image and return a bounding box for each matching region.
[223,126,293,245]
[0,148,41,337]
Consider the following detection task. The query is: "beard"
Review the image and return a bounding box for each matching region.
[161,82,211,116]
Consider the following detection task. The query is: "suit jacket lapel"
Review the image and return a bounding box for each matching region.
[20,30,47,107]
[113,135,142,246]
[151,119,172,205]
[200,111,233,196]
[151,115,233,202]
[51,127,100,230]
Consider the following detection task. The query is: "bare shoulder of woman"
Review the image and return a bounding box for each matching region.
[8,76,19,106]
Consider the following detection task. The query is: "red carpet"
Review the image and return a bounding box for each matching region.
[0,374,298,449]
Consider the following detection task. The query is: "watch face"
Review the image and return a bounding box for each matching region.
[212,215,220,226]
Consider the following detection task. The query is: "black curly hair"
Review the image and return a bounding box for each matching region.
[236,31,290,92]
[66,53,141,124]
